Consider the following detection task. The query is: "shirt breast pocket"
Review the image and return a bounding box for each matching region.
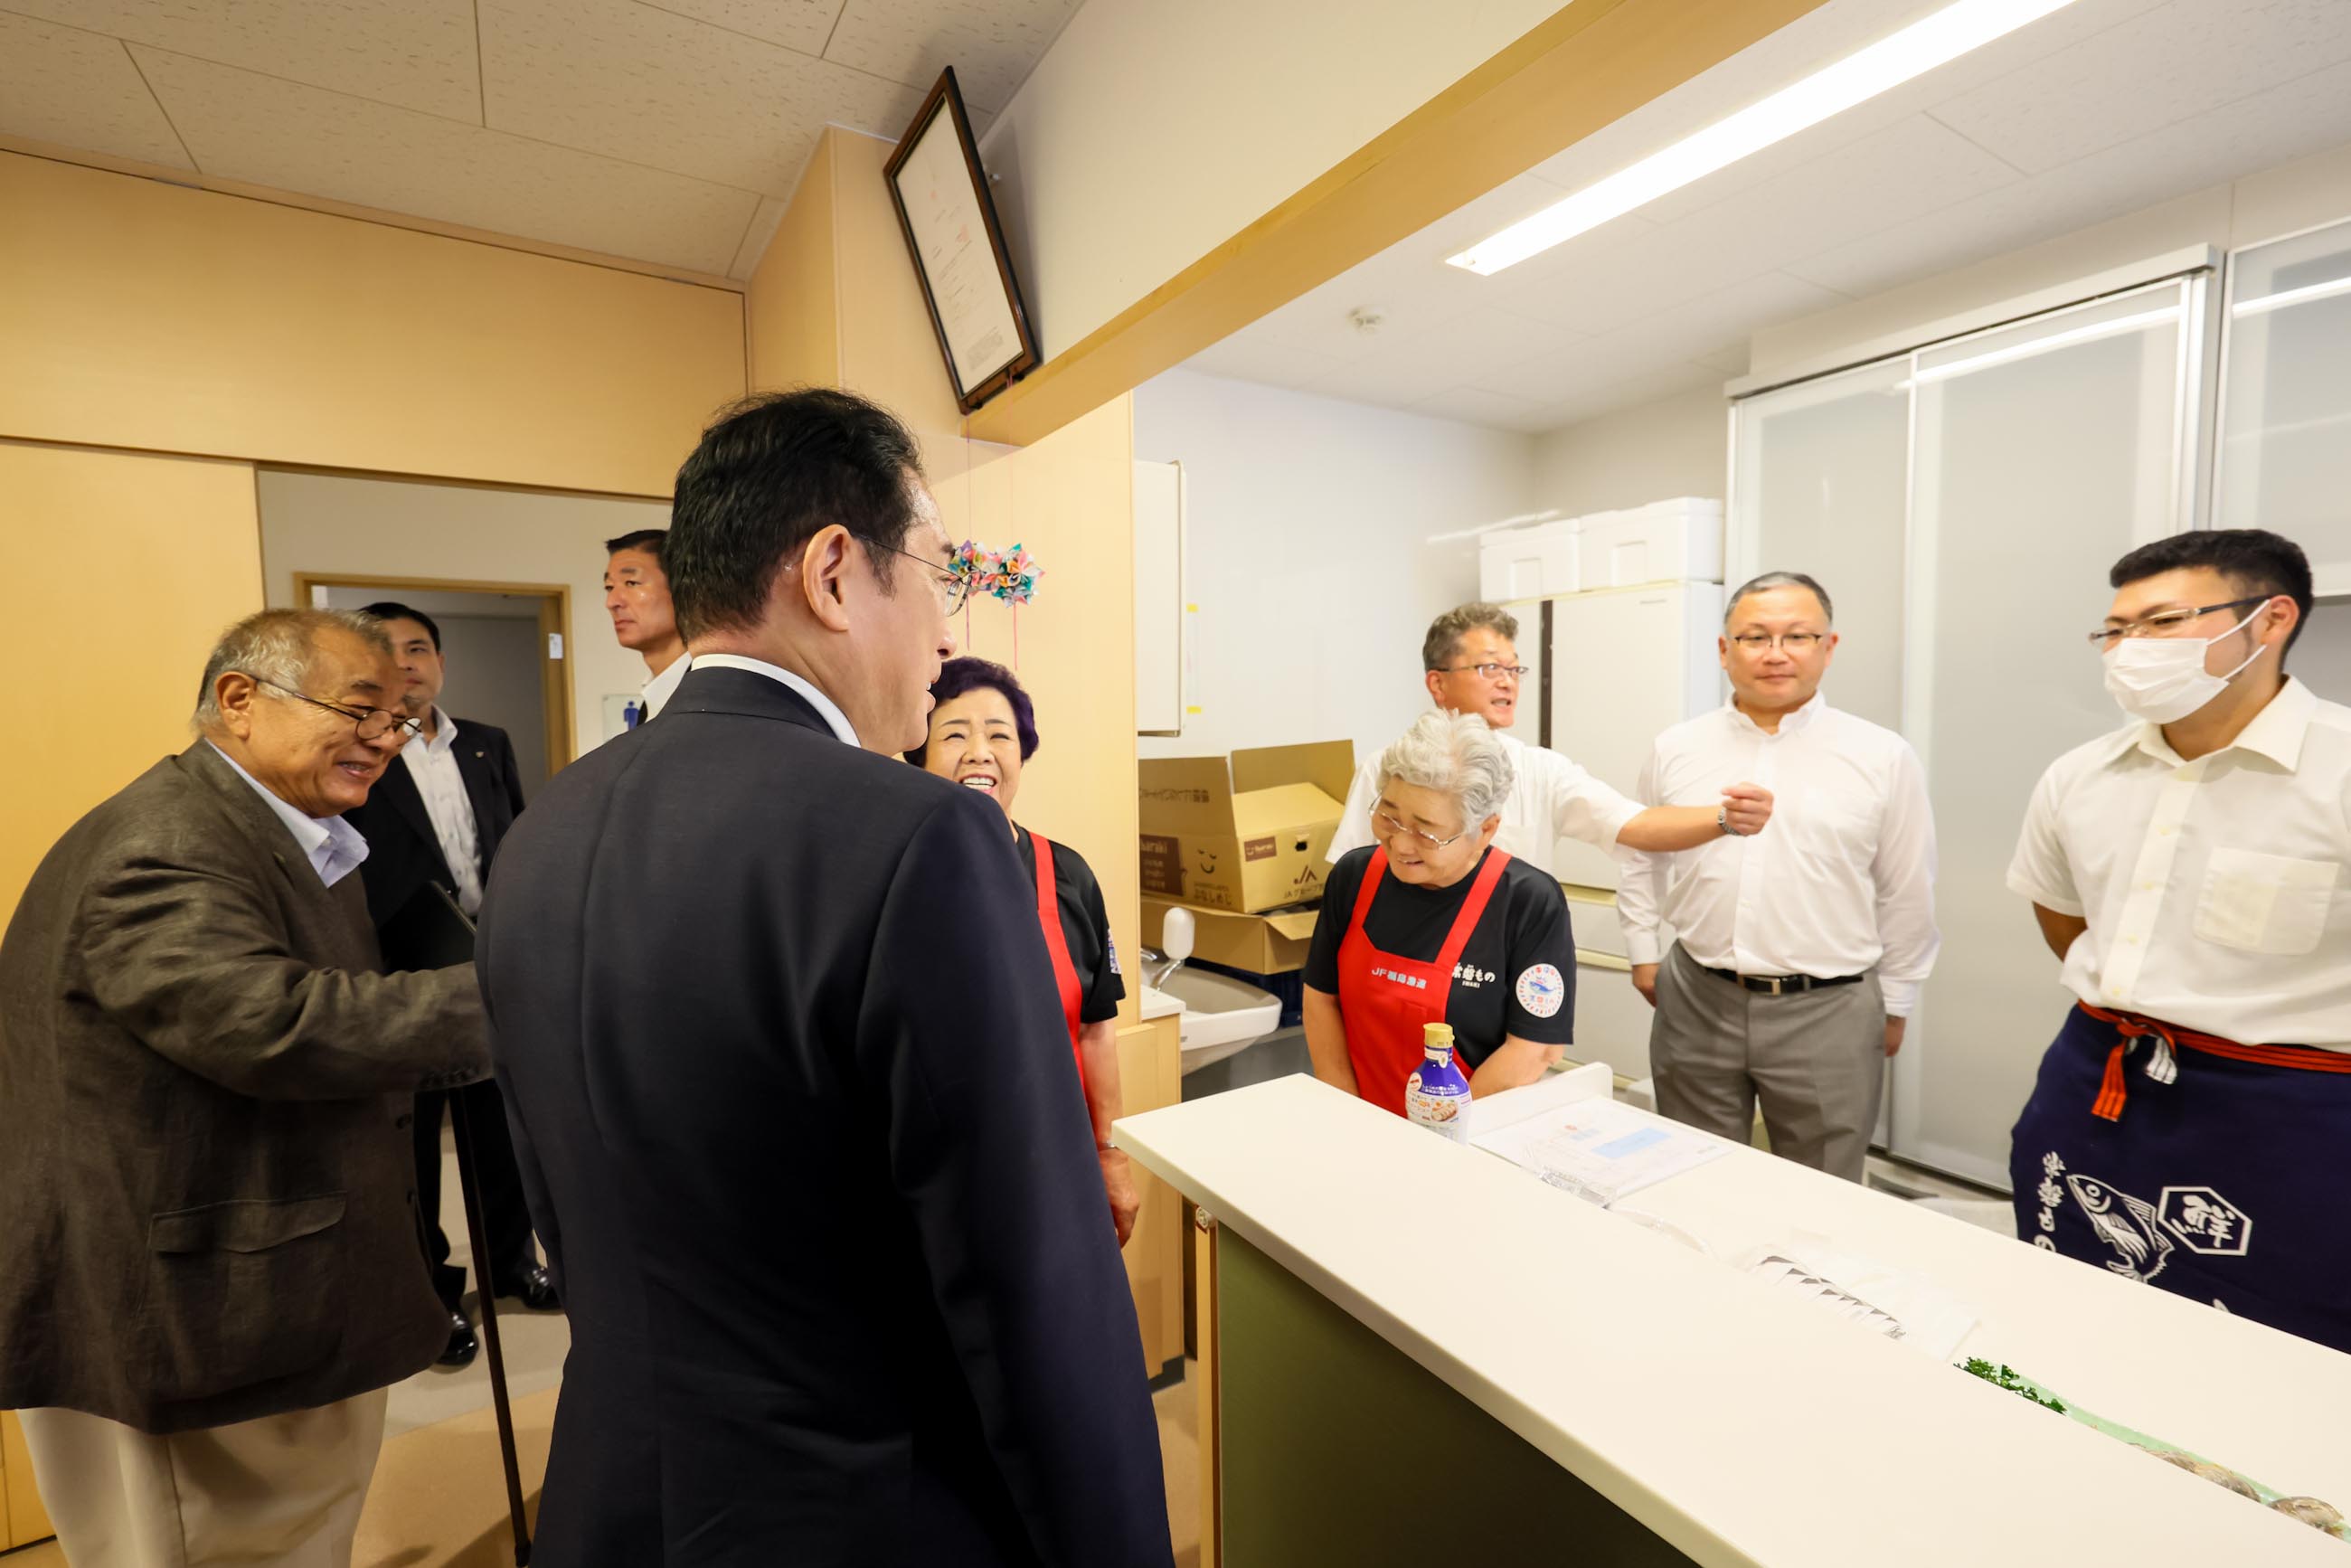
[2193,848,2339,957]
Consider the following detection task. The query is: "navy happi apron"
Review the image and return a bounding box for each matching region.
[2010,1003,2351,1355]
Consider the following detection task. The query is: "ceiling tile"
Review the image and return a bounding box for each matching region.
[1531,361,1723,434]
[1483,219,1760,336]
[1788,51,2351,298]
[135,46,761,275]
[633,0,845,56]
[1478,271,1840,405]
[1179,335,1349,389]
[479,0,925,196]
[1409,384,1554,433]
[1301,307,1584,409]
[5,0,480,121]
[1930,0,2351,175]
[825,0,1082,115]
[0,12,193,168]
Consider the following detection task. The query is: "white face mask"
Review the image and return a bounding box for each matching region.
[2101,601,2272,725]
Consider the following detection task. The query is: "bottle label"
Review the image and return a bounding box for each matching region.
[1405,1065,1472,1144]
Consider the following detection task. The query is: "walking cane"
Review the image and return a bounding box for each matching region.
[434,886,533,1565]
[452,1090,533,1565]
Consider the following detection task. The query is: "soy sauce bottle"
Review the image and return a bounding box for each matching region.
[1404,1022,1472,1144]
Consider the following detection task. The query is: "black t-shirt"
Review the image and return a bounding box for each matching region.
[1016,827,1125,1025]
[1304,845,1576,1063]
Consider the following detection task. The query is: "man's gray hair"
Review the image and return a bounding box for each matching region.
[1724,571,1834,627]
[192,608,392,731]
[1422,602,1519,672]
[1377,711,1515,827]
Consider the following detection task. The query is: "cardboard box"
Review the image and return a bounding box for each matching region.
[1143,897,1322,976]
[1138,740,1354,914]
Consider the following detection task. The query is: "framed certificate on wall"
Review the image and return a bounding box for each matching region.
[884,68,1041,414]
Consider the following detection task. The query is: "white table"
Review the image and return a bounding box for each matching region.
[1115,1073,2348,1566]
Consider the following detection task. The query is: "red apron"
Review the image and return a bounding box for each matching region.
[1031,832,1089,1102]
[1335,845,1511,1117]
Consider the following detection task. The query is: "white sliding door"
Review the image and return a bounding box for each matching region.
[1896,282,2200,1185]
[2218,217,2351,594]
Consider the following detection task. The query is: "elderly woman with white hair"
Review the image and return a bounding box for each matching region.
[1303,711,1577,1116]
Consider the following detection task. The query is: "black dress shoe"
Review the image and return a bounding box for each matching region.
[438,1309,478,1367]
[497,1262,561,1312]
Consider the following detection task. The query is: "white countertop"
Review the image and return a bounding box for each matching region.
[1113,1074,2349,1567]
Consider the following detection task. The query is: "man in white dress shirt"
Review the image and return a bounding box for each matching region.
[1327,602,1773,877]
[1621,572,1939,1183]
[606,528,691,720]
[2007,529,2349,1351]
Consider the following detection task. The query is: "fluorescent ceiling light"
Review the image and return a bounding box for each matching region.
[2233,273,2351,318]
[1447,0,2083,276]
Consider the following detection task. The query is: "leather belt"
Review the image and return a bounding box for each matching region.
[1699,964,1865,997]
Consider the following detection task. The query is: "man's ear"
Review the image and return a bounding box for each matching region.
[215,672,260,740]
[800,525,855,633]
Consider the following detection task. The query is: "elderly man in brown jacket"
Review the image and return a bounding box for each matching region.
[0,609,486,1567]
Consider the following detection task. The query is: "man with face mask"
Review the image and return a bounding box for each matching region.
[2008,529,2349,1352]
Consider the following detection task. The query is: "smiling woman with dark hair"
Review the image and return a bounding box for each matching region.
[908,656,1138,1247]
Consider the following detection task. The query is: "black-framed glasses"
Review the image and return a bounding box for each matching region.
[877,542,972,615]
[1437,663,1529,681]
[1373,809,1474,849]
[2086,596,2272,651]
[255,678,421,741]
[1729,632,1827,653]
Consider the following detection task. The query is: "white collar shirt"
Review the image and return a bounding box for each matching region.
[207,741,371,889]
[1616,693,1940,1014]
[399,706,486,916]
[2007,677,2351,1047]
[641,652,692,721]
[685,654,861,748]
[1326,724,1644,880]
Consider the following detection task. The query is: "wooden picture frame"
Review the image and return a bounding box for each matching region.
[883,68,1041,414]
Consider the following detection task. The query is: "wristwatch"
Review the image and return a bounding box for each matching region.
[1718,804,1742,837]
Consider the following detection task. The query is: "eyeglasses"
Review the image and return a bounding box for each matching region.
[1437,663,1529,681]
[1373,809,1474,849]
[2086,596,2271,651]
[1729,632,1826,653]
[255,678,421,742]
[877,542,973,616]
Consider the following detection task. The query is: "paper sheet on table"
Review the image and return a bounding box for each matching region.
[1735,1234,1980,1365]
[1470,1095,1727,1205]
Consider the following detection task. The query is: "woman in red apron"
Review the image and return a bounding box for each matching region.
[910,657,1138,1246]
[1302,713,1580,1116]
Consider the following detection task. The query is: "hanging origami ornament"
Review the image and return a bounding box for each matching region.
[946,539,1046,666]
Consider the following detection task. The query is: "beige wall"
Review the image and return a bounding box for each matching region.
[256,469,668,757]
[0,151,744,496]
[1,440,264,921]
[1533,383,1728,517]
[1752,139,2351,379]
[752,129,1144,1032]
[746,151,839,393]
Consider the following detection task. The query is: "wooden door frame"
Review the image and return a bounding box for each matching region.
[293,571,577,775]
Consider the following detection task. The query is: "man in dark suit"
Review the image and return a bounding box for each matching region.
[478,389,1175,1566]
[345,601,554,1369]
[0,609,485,1565]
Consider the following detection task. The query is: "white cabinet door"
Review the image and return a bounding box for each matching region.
[2219,217,2351,595]
[1547,581,1723,891]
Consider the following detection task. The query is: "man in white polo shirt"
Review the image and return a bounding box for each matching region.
[1328,602,1773,875]
[2007,528,2349,1352]
[1620,572,1940,1183]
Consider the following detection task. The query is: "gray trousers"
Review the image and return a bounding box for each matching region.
[1649,942,1886,1183]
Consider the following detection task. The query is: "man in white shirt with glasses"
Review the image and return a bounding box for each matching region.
[1328,601,1774,877]
[2007,528,2350,1353]
[1620,572,1940,1183]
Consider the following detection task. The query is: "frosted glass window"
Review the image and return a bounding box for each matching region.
[2219,219,2351,595]
[1731,358,1912,731]
[1896,283,2192,1186]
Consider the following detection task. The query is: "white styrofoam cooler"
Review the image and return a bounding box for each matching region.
[1478,498,1723,604]
[1579,498,1723,590]
[1478,517,1580,601]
